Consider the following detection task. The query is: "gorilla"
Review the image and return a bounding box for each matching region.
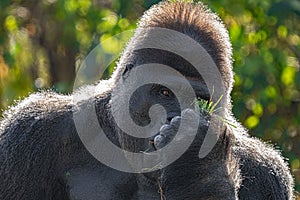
[0,1,295,200]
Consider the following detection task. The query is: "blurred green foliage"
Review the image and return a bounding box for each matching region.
[200,0,300,192]
[0,0,299,193]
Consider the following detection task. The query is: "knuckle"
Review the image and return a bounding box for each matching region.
[159,124,172,132]
[154,135,166,148]
[170,116,181,124]
[181,108,195,116]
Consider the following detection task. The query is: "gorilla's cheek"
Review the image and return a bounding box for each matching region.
[128,84,181,127]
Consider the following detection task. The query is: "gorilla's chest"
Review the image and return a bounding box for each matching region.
[66,166,162,200]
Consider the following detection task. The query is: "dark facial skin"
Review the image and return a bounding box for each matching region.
[129,84,181,127]
[129,79,209,126]
[125,76,210,152]
[118,47,212,150]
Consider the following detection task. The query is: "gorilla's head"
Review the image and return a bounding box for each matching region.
[110,1,233,153]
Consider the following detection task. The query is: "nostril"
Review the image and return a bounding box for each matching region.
[166,116,174,124]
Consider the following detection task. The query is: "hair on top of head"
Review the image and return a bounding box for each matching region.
[140,0,233,89]
[115,0,234,95]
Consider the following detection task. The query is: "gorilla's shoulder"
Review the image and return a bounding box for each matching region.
[0,92,73,135]
[0,80,113,135]
[0,92,78,167]
[234,133,291,174]
[0,81,114,158]
[233,133,294,199]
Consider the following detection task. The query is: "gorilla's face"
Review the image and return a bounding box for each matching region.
[117,49,210,126]
[112,60,210,153]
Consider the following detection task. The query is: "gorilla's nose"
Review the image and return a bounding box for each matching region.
[166,112,180,124]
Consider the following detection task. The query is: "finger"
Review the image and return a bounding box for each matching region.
[169,116,181,129]
[159,125,177,142]
[154,135,166,149]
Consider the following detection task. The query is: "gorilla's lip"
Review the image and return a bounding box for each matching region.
[147,133,159,151]
[149,140,157,151]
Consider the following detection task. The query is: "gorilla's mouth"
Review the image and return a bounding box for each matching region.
[149,139,157,150]
[143,133,159,152]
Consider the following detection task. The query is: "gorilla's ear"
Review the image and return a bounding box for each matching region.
[122,63,134,77]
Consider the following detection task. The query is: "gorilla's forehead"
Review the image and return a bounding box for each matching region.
[127,48,205,79]
[122,64,210,99]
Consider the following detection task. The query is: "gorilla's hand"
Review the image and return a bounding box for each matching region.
[152,108,231,161]
[153,108,210,155]
[153,116,181,150]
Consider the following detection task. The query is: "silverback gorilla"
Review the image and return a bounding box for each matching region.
[0,1,295,200]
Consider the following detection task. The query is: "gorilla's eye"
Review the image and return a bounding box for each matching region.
[159,88,173,98]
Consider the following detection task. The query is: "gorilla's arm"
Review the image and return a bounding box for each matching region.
[0,91,136,200]
[150,109,240,200]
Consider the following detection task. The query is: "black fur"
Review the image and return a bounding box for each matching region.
[0,1,294,199]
